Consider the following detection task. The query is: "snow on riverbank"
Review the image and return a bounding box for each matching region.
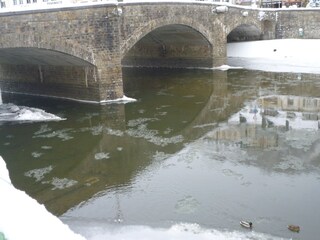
[0,156,85,240]
[227,39,320,74]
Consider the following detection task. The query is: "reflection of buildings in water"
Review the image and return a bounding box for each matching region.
[229,95,320,129]
[259,95,320,114]
[208,124,278,148]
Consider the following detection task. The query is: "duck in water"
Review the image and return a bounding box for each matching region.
[288,225,300,233]
[240,220,253,229]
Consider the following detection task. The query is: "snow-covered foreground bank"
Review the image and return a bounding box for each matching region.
[0,155,288,240]
[0,156,85,240]
[227,39,320,74]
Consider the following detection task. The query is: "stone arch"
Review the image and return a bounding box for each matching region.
[121,16,213,58]
[227,23,263,42]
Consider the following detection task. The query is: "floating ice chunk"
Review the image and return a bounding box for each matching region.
[94,152,110,160]
[24,166,53,182]
[101,95,137,104]
[105,127,124,137]
[45,177,78,190]
[213,65,243,71]
[31,152,43,158]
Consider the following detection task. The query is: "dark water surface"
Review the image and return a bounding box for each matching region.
[1,68,320,239]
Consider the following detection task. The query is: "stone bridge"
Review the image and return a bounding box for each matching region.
[0,2,319,102]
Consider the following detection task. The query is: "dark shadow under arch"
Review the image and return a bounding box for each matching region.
[227,24,262,43]
[0,47,94,67]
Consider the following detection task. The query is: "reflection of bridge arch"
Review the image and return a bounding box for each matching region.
[178,71,248,139]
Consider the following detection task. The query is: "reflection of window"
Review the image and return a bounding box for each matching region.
[303,98,318,109]
[13,0,17,5]
[19,0,23,4]
[0,1,6,7]
[313,99,317,107]
[33,0,37,2]
[288,98,294,106]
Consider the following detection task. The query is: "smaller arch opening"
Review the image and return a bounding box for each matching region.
[227,24,262,43]
[122,24,213,68]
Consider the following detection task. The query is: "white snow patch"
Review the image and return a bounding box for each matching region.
[100,95,137,104]
[227,39,320,74]
[214,65,243,71]
[0,156,85,240]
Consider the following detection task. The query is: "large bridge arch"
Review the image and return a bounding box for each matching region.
[120,17,213,58]
[119,2,225,68]
[121,22,214,68]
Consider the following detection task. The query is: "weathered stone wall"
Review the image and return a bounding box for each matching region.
[275,9,320,39]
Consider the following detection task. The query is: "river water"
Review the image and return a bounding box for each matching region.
[1,67,320,240]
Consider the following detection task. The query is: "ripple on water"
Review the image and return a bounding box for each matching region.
[175,196,200,214]
[275,155,305,171]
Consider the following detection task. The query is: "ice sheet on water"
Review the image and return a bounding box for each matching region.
[227,39,320,74]
[100,95,137,104]
[0,103,65,122]
[213,65,243,71]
